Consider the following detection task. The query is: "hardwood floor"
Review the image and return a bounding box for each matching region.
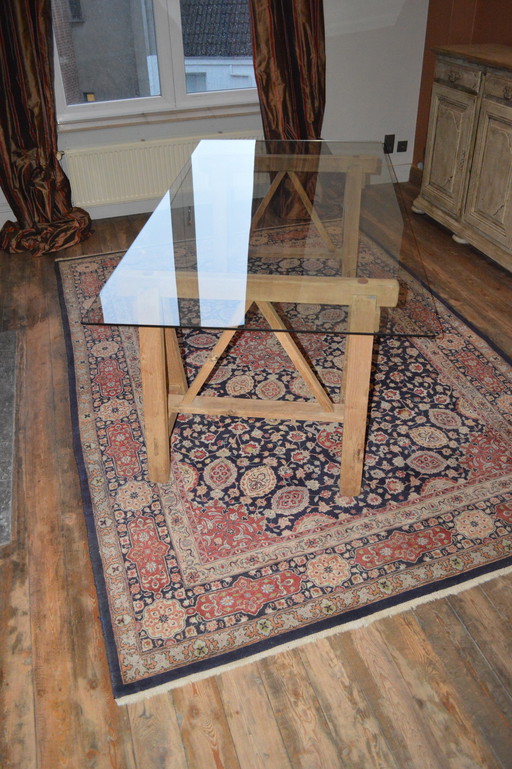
[1,183,512,769]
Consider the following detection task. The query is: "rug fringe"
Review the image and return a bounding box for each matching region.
[115,562,512,706]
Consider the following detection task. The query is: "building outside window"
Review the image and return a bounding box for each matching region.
[180,0,255,94]
[52,0,257,124]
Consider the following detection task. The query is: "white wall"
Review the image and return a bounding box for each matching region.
[323,0,429,181]
[0,0,428,227]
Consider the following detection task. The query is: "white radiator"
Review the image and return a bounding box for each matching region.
[65,131,261,208]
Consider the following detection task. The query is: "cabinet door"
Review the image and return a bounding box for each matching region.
[464,98,512,248]
[421,83,477,217]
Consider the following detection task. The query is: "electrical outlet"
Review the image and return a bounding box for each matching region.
[384,134,395,154]
[397,140,408,152]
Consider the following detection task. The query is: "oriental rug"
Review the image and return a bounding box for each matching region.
[57,238,512,704]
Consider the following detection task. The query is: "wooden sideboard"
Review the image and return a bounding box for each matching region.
[413,44,512,272]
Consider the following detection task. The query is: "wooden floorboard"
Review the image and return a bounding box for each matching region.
[414,599,512,768]
[0,338,37,769]
[1,183,511,769]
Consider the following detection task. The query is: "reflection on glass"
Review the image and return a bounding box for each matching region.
[85,139,441,338]
[99,192,179,325]
[192,140,255,326]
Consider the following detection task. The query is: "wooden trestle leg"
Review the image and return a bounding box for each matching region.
[164,327,188,433]
[339,294,379,496]
[139,326,172,483]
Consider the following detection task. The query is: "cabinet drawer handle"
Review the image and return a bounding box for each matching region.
[503,86,512,101]
[448,70,460,83]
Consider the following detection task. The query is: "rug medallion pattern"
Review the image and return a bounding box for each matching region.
[58,236,512,700]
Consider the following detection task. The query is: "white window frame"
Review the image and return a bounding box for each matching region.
[54,0,259,131]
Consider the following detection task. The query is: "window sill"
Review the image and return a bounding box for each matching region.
[57,100,261,133]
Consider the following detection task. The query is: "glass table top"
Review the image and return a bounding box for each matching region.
[84,139,440,337]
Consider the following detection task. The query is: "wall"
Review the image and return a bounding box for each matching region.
[322,0,429,182]
[473,0,512,45]
[413,0,512,170]
[0,0,430,226]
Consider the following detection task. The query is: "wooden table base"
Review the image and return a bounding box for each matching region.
[138,289,389,496]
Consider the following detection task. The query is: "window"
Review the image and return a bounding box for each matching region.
[186,72,207,94]
[180,0,255,94]
[52,0,257,127]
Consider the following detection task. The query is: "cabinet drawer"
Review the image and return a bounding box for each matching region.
[435,58,481,94]
[484,72,512,104]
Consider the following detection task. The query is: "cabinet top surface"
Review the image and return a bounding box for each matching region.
[433,44,512,72]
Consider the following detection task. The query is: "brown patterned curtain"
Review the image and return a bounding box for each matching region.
[249,0,326,222]
[0,0,91,256]
[249,0,326,140]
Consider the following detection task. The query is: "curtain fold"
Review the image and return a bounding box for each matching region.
[249,0,326,140]
[0,0,91,257]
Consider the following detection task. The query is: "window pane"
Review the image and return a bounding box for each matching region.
[179,0,256,94]
[52,0,161,105]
